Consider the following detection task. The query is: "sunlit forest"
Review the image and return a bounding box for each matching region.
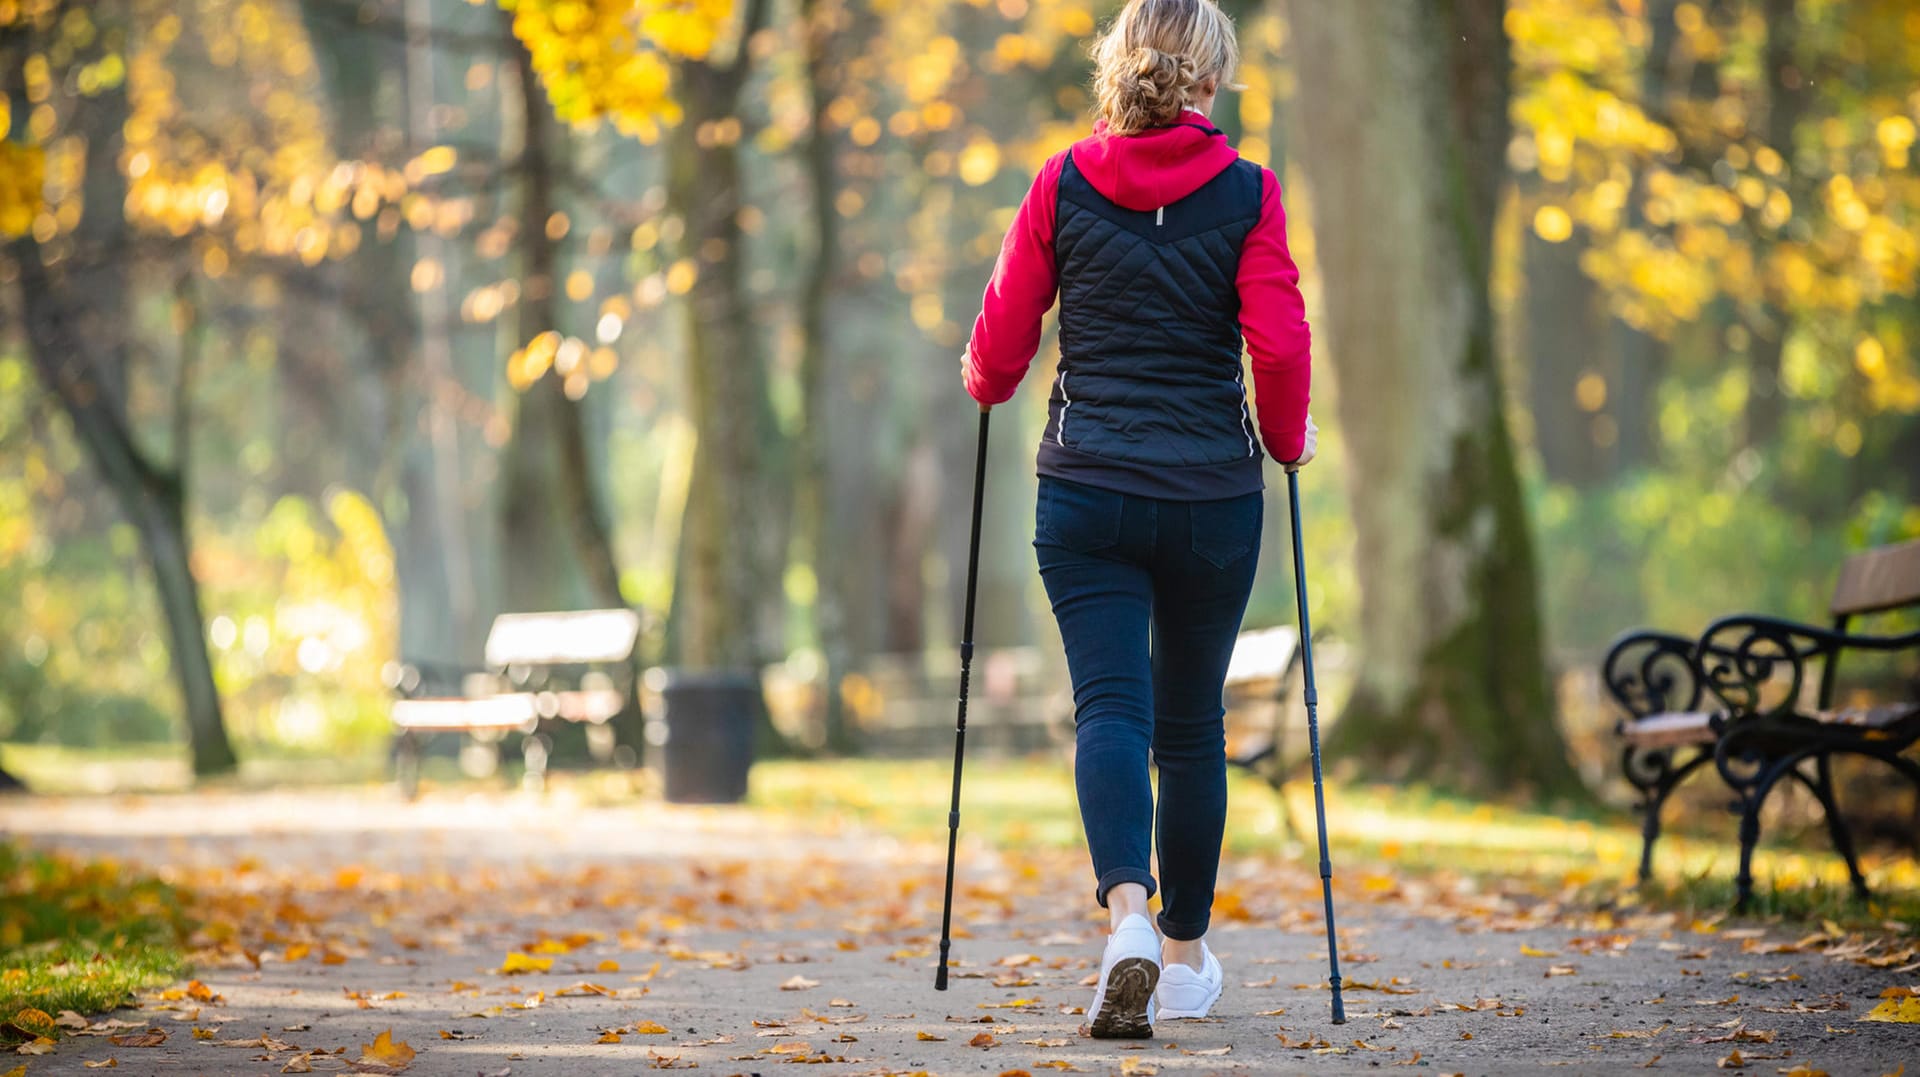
[2,0,1917,790]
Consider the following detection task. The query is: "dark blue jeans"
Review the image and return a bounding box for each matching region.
[1034,474,1262,941]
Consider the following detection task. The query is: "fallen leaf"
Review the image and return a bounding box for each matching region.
[1394,1052,1424,1067]
[498,952,553,974]
[1022,1038,1071,1047]
[556,982,615,997]
[1609,1023,1670,1039]
[597,960,621,973]
[916,1031,946,1041]
[356,1029,416,1070]
[1718,1049,1746,1069]
[55,1011,88,1031]
[108,1029,167,1048]
[1547,965,1578,977]
[1861,997,1920,1023]
[780,974,820,991]
[13,1039,54,1056]
[597,1030,623,1044]
[970,1032,998,1047]
[84,1061,119,1069]
[1520,945,1561,958]
[632,1021,670,1034]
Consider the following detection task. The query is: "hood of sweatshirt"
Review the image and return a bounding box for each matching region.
[1068,109,1242,212]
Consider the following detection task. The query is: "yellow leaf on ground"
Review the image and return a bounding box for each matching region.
[780,975,820,990]
[597,959,621,972]
[15,1037,55,1054]
[1861,997,1920,1023]
[1520,945,1560,958]
[284,944,311,962]
[499,952,553,974]
[1,1064,24,1077]
[917,1031,946,1041]
[557,982,614,997]
[9,1009,53,1035]
[83,1060,119,1069]
[969,1032,998,1047]
[632,1021,670,1034]
[357,1029,416,1069]
[597,1030,623,1043]
[281,1054,313,1073]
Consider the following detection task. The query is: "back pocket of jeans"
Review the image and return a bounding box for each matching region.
[1189,493,1261,569]
[1037,478,1125,553]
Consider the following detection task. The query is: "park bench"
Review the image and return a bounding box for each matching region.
[388,608,642,798]
[1604,539,1920,909]
[1221,625,1305,785]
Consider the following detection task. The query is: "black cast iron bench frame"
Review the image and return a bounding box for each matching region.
[1603,539,1920,910]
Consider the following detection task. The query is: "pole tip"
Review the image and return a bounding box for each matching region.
[1331,996,1346,1025]
[934,966,949,991]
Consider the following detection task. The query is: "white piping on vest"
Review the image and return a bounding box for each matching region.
[1155,205,1164,226]
[1236,368,1257,457]
[1056,370,1070,445]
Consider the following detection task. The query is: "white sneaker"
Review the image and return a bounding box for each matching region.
[1088,913,1160,1039]
[1154,941,1223,1019]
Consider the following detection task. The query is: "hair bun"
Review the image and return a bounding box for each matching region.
[1120,45,1196,130]
[1091,0,1237,136]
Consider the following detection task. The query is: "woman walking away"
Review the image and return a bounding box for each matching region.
[961,0,1316,1040]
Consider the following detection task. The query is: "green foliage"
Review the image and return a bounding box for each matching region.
[0,842,192,1036]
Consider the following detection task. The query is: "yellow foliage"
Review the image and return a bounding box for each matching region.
[502,0,736,140]
[0,141,44,237]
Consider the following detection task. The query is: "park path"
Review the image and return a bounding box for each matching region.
[3,787,1916,1076]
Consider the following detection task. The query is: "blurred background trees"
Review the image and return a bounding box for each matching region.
[2,0,1916,794]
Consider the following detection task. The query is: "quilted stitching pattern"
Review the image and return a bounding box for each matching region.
[1051,154,1263,468]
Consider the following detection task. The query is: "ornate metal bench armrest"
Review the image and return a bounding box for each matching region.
[1603,629,1711,725]
[1693,615,1920,720]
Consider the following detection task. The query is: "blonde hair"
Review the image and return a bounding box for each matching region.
[1091,0,1239,137]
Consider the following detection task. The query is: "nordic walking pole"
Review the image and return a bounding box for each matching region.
[935,403,992,991]
[1287,468,1346,1024]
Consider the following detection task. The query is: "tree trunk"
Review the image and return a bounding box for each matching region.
[663,0,793,756]
[14,248,239,776]
[1287,0,1584,799]
[1522,221,1611,486]
[501,27,625,615]
[798,0,861,751]
[1746,0,1807,450]
[5,13,237,777]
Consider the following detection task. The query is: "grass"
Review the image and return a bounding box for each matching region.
[0,740,389,794]
[746,756,1920,928]
[0,841,193,1042]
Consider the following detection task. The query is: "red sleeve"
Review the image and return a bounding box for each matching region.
[1238,167,1312,464]
[964,152,1066,406]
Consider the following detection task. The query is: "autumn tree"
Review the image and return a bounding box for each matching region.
[3,0,238,776]
[1287,0,1586,798]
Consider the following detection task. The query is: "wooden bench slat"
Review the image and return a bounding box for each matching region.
[1814,702,1920,729]
[1224,626,1299,685]
[484,609,641,668]
[1621,711,1719,749]
[392,694,539,731]
[1829,538,1920,618]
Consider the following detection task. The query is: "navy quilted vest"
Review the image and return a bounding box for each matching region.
[1036,148,1266,500]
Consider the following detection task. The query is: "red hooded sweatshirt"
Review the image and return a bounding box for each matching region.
[963,110,1313,465]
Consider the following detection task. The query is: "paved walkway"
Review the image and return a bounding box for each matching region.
[3,788,1915,1075]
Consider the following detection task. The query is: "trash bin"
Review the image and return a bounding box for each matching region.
[651,670,758,803]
